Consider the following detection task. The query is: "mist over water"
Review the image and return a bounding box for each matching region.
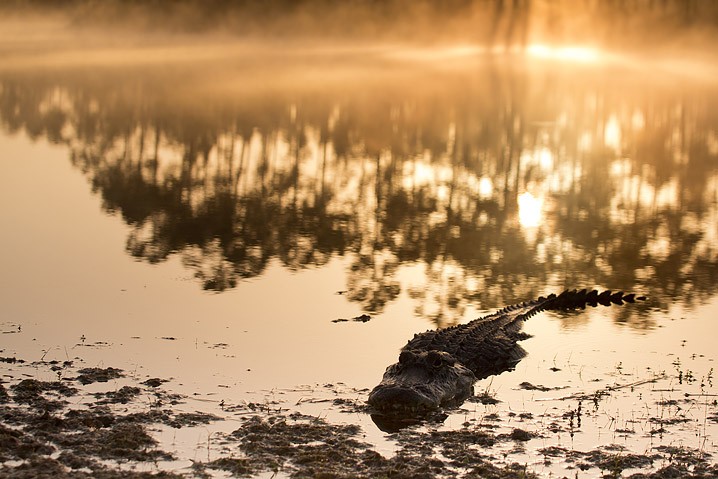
[1,3,718,476]
[5,0,718,60]
[5,0,718,47]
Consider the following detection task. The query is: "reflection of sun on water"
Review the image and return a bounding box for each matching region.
[405,161,435,187]
[478,177,493,198]
[604,115,622,151]
[522,146,554,171]
[518,192,543,228]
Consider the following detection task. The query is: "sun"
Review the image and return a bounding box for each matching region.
[526,43,601,63]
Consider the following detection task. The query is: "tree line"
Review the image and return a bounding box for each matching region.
[4,0,718,46]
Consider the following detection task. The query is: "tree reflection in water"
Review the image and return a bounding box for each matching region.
[1,64,717,328]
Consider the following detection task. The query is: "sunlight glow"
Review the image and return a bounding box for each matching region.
[385,45,482,62]
[478,177,493,198]
[610,158,633,176]
[404,161,435,187]
[578,132,593,152]
[604,115,622,151]
[631,110,645,130]
[523,146,554,171]
[527,44,600,63]
[518,192,543,228]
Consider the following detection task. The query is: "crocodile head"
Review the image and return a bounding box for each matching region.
[368,349,476,414]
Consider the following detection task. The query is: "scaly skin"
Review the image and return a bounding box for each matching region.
[368,289,645,414]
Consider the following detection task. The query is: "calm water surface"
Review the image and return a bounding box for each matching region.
[1,45,717,474]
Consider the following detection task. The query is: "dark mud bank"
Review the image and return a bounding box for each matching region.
[0,356,717,478]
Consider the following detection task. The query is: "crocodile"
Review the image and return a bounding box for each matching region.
[368,289,645,416]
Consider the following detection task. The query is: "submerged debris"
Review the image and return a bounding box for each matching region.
[518,381,552,391]
[0,382,9,403]
[0,422,55,461]
[75,367,124,385]
[468,390,501,405]
[10,379,78,411]
[0,357,24,364]
[142,378,167,388]
[0,354,716,478]
[332,314,372,323]
[506,428,536,442]
[95,386,141,404]
[196,414,537,479]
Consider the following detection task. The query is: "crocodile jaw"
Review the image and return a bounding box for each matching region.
[367,355,475,414]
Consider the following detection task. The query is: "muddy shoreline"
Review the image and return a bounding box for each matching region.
[1,355,716,479]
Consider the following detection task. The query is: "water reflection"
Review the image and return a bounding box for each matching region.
[1,63,717,327]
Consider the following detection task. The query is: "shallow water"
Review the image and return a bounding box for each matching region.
[1,40,717,476]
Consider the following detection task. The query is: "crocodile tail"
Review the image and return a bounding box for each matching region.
[540,289,647,311]
[501,289,647,329]
[407,289,646,358]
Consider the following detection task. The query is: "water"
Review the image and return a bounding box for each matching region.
[1,41,717,476]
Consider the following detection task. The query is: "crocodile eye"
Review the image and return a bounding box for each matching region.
[427,351,444,368]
